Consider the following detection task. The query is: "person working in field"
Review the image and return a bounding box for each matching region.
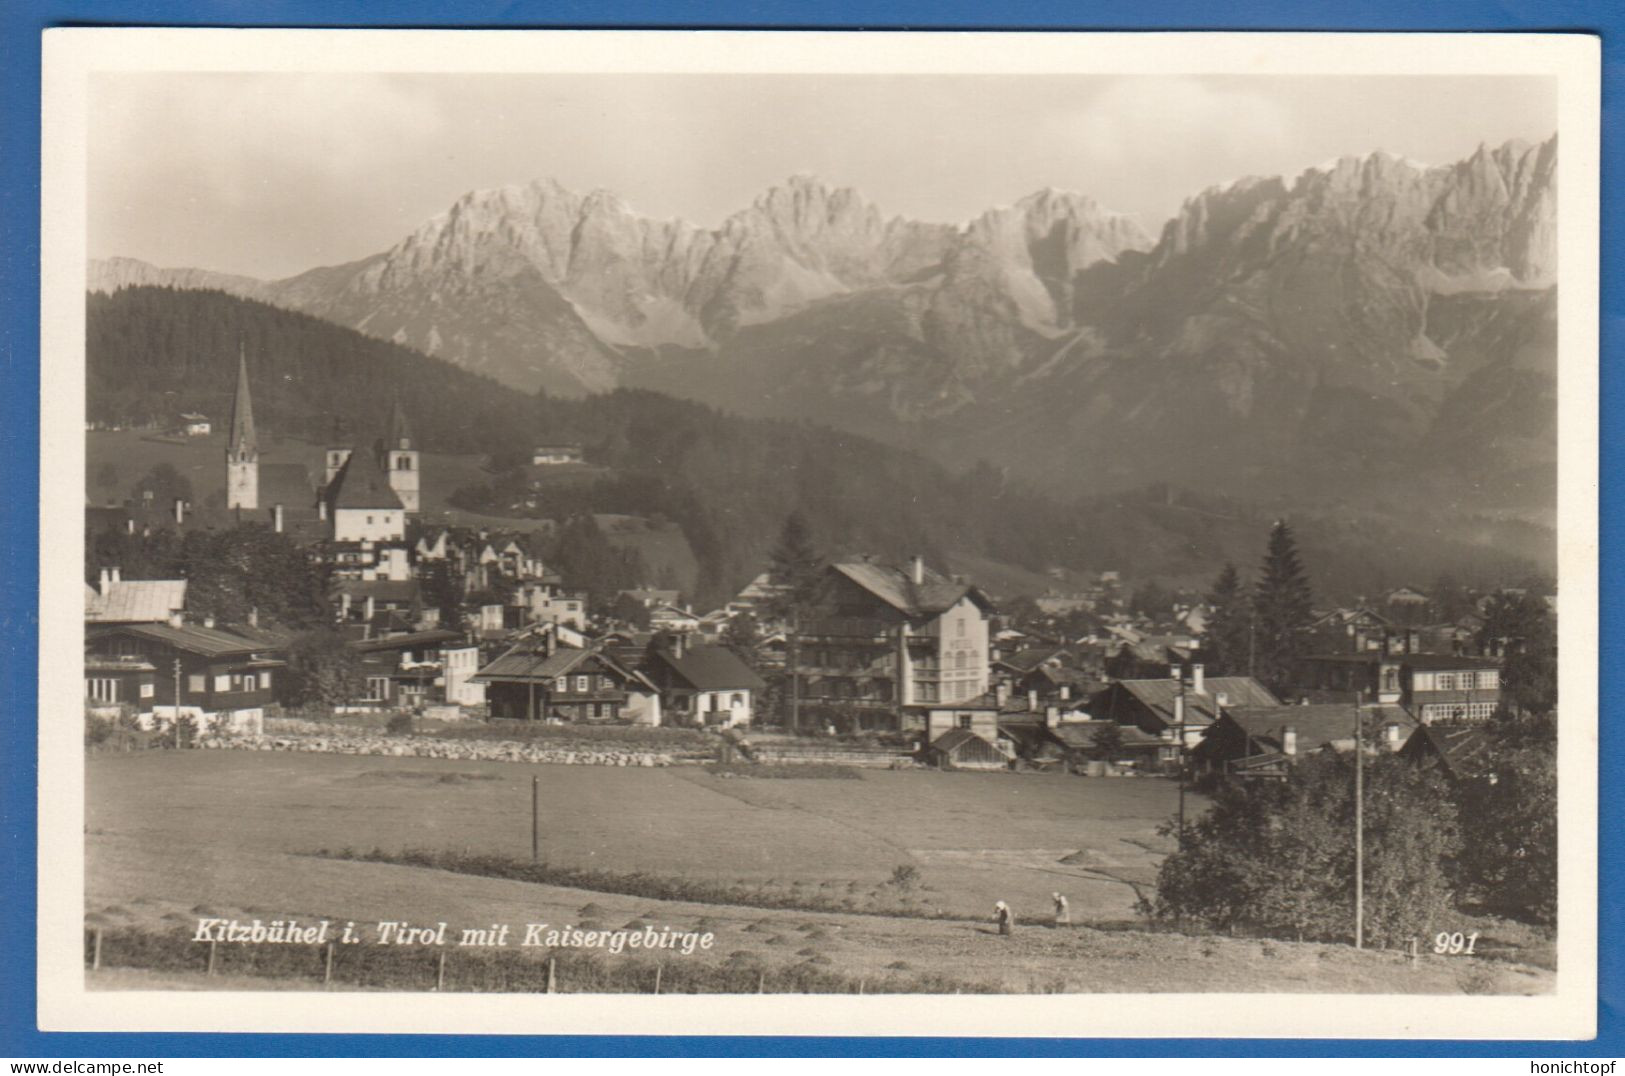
[1052,892,1070,927]
[994,900,1015,936]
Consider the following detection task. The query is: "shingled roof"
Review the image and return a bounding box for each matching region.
[1222,704,1417,755]
[648,645,766,692]
[84,578,188,624]
[1107,676,1279,727]
[94,621,278,659]
[472,644,652,689]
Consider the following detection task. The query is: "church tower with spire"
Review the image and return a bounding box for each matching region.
[225,346,259,511]
[382,398,419,513]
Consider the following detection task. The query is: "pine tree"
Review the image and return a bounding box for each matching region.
[768,511,822,730]
[1252,522,1314,695]
[767,511,822,614]
[1202,563,1252,677]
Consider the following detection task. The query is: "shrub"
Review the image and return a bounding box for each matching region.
[888,864,921,891]
[385,714,415,736]
[1151,754,1459,947]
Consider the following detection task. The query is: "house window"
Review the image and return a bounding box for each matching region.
[259,672,272,690]
[555,677,568,693]
[188,674,205,694]
[956,618,966,637]
[957,714,972,729]
[1478,670,1500,689]
[140,682,155,699]
[576,675,590,693]
[363,676,391,702]
[732,694,743,708]
[214,674,231,693]
[86,678,117,703]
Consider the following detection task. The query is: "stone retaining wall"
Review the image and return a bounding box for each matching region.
[195,732,675,768]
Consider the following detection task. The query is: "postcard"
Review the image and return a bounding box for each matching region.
[38,27,1600,1039]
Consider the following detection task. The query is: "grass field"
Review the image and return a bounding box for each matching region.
[84,751,1552,994]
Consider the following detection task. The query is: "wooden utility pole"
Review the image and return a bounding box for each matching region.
[173,658,183,747]
[1174,663,1189,838]
[1354,693,1365,950]
[788,608,801,732]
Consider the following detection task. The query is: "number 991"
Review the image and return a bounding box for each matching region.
[1432,931,1479,955]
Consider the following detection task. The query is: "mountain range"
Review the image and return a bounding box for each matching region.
[90,136,1558,528]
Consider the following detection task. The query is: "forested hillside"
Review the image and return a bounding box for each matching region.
[87,287,1542,607]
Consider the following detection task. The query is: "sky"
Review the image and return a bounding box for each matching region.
[88,73,1557,280]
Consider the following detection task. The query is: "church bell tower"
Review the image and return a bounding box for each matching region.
[383,399,420,513]
[225,346,259,511]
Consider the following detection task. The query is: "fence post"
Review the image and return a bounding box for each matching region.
[546,957,556,994]
[858,978,866,995]
[91,928,102,971]
[757,970,765,994]
[653,964,662,995]
[324,942,335,987]
[207,939,218,977]
[1409,937,1419,968]
[437,949,447,992]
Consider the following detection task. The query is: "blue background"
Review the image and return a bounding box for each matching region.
[0,0,1615,1058]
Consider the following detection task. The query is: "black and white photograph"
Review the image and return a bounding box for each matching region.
[38,29,1599,1038]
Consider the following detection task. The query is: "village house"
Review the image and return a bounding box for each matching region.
[510,580,587,632]
[323,448,407,544]
[342,629,477,711]
[922,727,1011,771]
[620,587,681,610]
[1088,665,1279,770]
[472,641,660,724]
[1304,607,1422,656]
[795,556,997,732]
[1191,703,1416,779]
[532,443,585,466]
[1103,633,1198,681]
[1290,652,1502,724]
[334,578,427,635]
[648,603,701,633]
[414,528,451,561]
[84,621,285,732]
[725,572,790,623]
[640,636,766,728]
[177,412,211,437]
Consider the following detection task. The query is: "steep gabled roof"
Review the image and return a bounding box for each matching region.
[830,560,994,620]
[1110,676,1279,727]
[649,645,766,692]
[928,727,1011,762]
[325,449,404,511]
[1401,723,1497,778]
